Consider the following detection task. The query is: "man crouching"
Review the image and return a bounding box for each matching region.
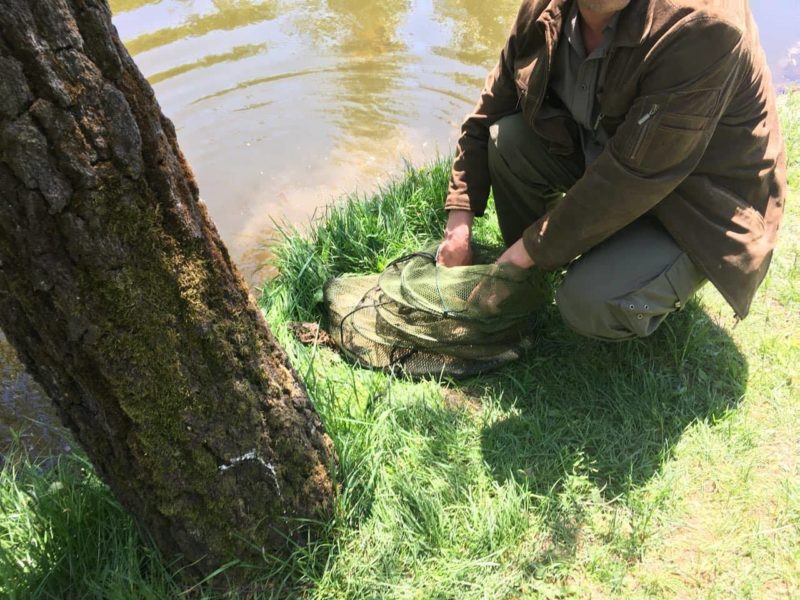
[439,0,786,339]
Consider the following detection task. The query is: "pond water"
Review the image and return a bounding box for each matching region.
[2,0,798,456]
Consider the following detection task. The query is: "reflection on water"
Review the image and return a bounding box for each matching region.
[433,0,522,66]
[1,0,798,455]
[149,43,268,85]
[109,0,161,14]
[126,2,279,55]
[109,0,527,288]
[751,0,800,87]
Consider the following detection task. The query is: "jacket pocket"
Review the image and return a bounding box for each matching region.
[623,89,721,171]
[628,103,661,162]
[623,97,669,162]
[639,124,710,172]
[534,99,579,155]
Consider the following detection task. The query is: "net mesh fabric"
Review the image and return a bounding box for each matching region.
[323,245,550,377]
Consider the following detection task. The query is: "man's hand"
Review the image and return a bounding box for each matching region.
[438,210,474,267]
[496,238,534,269]
[466,239,533,314]
[467,264,511,315]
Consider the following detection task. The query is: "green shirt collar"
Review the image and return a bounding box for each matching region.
[564,2,621,58]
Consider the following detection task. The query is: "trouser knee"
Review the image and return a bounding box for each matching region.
[556,254,705,341]
[557,284,658,341]
[554,218,706,340]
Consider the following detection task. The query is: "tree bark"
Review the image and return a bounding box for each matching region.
[0,0,336,583]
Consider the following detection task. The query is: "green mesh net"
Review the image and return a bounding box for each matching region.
[323,245,551,377]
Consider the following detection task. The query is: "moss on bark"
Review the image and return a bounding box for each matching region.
[0,0,336,583]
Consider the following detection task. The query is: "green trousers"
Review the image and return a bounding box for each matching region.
[488,112,706,340]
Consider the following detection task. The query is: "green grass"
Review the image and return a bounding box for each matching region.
[2,91,798,598]
[0,443,180,599]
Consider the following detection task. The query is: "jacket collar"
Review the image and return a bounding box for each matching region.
[537,0,652,49]
[614,0,653,47]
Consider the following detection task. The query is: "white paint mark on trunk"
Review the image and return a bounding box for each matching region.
[218,449,282,498]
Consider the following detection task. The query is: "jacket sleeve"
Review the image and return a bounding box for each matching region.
[444,5,530,216]
[521,16,745,269]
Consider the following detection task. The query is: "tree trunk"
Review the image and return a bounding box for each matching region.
[0,0,336,583]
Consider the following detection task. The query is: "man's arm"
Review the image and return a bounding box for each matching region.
[439,3,535,266]
[520,16,745,270]
[445,3,530,216]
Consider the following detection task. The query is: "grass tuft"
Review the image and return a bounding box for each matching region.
[0,442,179,599]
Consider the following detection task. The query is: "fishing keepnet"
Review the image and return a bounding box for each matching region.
[323,245,550,377]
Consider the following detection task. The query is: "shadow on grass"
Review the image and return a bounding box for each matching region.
[472,300,747,570]
[477,300,747,497]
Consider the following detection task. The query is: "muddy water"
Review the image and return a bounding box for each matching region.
[1,0,798,456]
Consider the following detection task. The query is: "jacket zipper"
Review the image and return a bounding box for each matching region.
[637,104,660,125]
[631,104,660,160]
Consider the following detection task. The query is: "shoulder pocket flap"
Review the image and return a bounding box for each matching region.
[664,88,722,118]
[658,112,712,132]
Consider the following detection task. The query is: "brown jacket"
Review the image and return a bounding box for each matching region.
[445,0,787,318]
